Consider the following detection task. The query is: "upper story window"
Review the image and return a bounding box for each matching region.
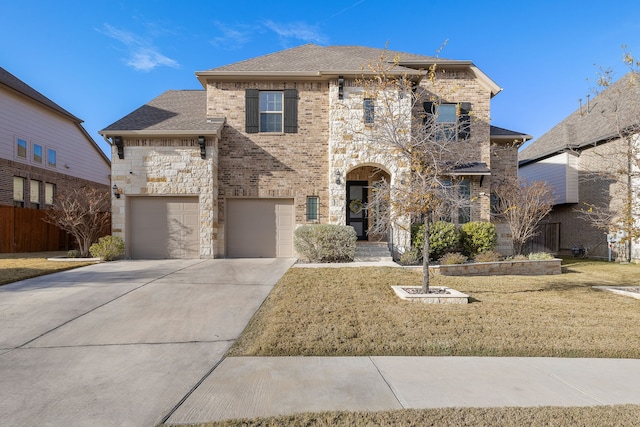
[260,92,283,132]
[47,148,57,167]
[364,98,375,125]
[33,144,43,164]
[245,89,298,134]
[423,102,471,141]
[16,138,27,159]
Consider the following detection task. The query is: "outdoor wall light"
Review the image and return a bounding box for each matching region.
[335,169,342,185]
[113,184,120,199]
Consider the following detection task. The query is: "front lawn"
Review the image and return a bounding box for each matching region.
[229,259,640,358]
[0,252,97,286]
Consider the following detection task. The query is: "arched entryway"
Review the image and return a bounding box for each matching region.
[346,166,390,241]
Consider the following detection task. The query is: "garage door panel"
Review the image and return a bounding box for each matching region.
[226,199,294,258]
[130,197,199,259]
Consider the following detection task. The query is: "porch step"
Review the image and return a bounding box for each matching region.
[354,242,394,262]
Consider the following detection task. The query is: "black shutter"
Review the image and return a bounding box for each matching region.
[284,89,298,133]
[245,89,259,133]
[423,101,435,124]
[458,102,471,140]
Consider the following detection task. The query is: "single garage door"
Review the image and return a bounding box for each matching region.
[130,196,199,259]
[226,198,294,258]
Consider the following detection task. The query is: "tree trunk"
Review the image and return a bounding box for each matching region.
[421,218,430,293]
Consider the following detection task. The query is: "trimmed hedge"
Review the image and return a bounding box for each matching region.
[460,221,498,257]
[412,221,460,261]
[294,225,357,262]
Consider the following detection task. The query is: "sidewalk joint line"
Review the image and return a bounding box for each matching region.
[369,356,405,408]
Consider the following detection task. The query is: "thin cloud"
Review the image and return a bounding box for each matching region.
[263,20,328,45]
[209,21,254,50]
[99,23,180,72]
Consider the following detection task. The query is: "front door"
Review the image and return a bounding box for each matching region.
[346,181,368,240]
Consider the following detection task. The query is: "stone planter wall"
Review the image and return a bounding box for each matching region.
[427,258,562,276]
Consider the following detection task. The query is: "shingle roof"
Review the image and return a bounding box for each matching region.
[0,66,81,122]
[519,72,640,164]
[206,44,443,74]
[100,90,224,135]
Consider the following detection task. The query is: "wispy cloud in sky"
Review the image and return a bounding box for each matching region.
[263,20,328,45]
[209,21,254,50]
[100,23,180,72]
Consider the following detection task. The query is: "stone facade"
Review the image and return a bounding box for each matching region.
[110,137,218,258]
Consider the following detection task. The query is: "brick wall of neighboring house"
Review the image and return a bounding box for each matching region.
[0,157,109,208]
[110,137,218,258]
[206,81,330,256]
[545,138,631,259]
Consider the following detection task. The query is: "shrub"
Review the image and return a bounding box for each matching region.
[473,250,503,263]
[528,252,554,260]
[89,235,125,261]
[439,252,467,265]
[66,249,80,258]
[399,248,421,265]
[460,221,497,257]
[412,221,460,261]
[294,225,357,262]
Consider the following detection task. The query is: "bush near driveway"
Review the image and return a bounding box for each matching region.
[228,259,640,358]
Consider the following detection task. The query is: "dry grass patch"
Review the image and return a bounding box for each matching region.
[229,260,640,358]
[0,252,97,286]
[177,405,640,427]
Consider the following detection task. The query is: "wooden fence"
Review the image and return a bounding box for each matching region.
[0,206,110,253]
[526,222,560,254]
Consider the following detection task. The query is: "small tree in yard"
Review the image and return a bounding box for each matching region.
[493,178,554,256]
[347,51,477,293]
[44,186,111,257]
[574,49,640,262]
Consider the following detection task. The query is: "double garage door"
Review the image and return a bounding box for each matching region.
[129,197,295,259]
[130,197,199,259]
[226,198,294,258]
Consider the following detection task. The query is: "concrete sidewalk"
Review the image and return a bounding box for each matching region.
[167,356,640,423]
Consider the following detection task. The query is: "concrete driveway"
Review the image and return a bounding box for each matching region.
[0,258,294,427]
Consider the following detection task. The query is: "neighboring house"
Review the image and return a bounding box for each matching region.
[0,67,111,252]
[100,44,529,259]
[519,71,640,260]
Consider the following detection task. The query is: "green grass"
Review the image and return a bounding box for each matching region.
[0,252,97,286]
[228,259,640,358]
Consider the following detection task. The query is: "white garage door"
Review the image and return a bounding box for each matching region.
[130,197,199,259]
[226,198,294,258]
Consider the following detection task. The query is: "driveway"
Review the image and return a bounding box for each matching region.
[0,258,294,426]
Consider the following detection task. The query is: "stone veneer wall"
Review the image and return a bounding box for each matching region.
[205,81,330,256]
[430,258,562,276]
[110,137,218,258]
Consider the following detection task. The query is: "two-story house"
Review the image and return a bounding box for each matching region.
[519,71,640,261]
[0,67,111,253]
[100,44,529,259]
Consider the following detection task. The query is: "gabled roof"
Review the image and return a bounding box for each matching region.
[519,71,640,165]
[196,44,502,97]
[100,90,224,137]
[0,66,81,122]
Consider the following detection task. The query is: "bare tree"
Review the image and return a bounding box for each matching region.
[494,178,554,255]
[574,49,640,261]
[343,52,478,293]
[44,187,111,257]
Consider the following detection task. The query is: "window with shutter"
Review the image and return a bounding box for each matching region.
[245,89,298,134]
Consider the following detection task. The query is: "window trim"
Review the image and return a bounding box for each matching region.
[33,143,43,164]
[423,102,471,141]
[13,176,25,203]
[30,180,41,207]
[45,183,55,206]
[259,91,284,133]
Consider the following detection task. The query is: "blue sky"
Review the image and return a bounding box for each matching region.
[2,0,640,157]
